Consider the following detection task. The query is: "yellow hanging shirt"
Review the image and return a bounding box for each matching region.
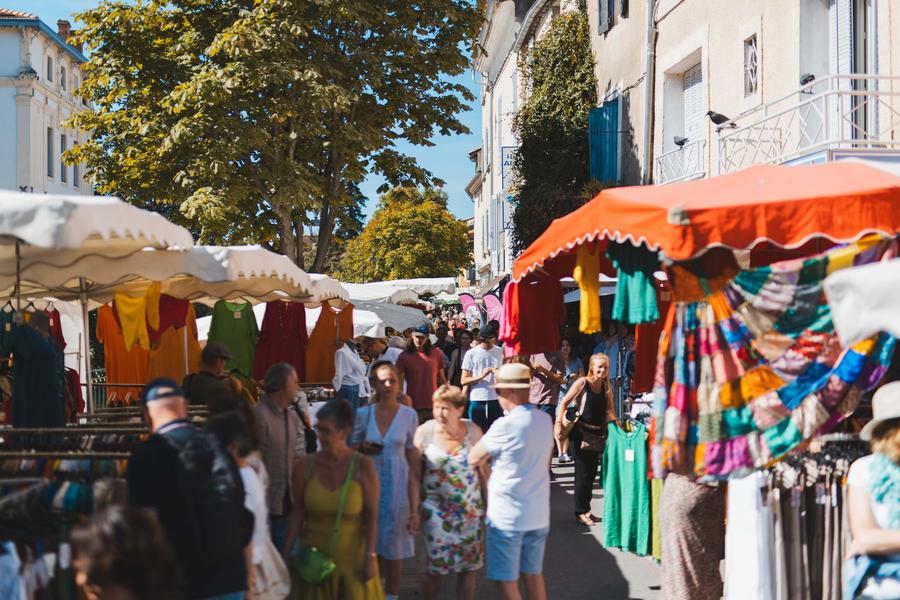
[574,243,602,334]
[114,292,151,351]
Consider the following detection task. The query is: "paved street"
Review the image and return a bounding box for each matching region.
[401,462,661,600]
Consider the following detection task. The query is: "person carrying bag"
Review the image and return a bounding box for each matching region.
[294,454,359,585]
[555,353,618,526]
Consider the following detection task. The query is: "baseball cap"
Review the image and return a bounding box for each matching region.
[201,341,233,363]
[141,377,185,405]
[412,325,430,337]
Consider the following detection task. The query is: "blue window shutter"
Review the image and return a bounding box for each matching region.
[589,99,619,183]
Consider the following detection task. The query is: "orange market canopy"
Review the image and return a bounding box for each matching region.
[513,162,900,282]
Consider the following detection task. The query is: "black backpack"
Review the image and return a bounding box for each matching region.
[164,428,254,567]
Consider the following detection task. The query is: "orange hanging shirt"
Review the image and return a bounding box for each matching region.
[148,304,202,382]
[96,304,149,402]
[305,303,354,383]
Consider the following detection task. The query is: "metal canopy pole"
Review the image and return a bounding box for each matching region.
[79,278,93,413]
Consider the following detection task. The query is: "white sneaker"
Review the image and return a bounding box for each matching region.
[558,453,571,464]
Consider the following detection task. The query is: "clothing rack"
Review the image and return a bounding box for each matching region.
[0,427,148,435]
[816,432,861,443]
[0,451,130,459]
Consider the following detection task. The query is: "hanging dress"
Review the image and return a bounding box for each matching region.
[253,301,308,381]
[305,303,354,383]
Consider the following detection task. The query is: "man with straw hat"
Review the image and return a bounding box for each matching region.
[468,362,552,600]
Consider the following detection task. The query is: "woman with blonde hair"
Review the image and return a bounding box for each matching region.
[414,384,487,600]
[555,353,618,526]
[846,381,900,599]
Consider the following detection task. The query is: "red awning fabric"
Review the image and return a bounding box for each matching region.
[513,162,900,282]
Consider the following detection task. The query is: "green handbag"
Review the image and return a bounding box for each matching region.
[293,453,359,585]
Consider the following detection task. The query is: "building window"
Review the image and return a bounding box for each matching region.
[60,134,68,183]
[74,161,80,188]
[60,66,67,90]
[599,0,627,34]
[744,35,758,96]
[47,128,54,178]
[46,56,53,82]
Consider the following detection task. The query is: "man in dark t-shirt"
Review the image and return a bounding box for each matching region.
[127,378,248,600]
[183,342,241,414]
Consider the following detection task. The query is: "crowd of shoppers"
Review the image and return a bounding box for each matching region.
[96,313,632,600]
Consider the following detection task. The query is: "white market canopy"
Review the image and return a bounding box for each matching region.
[308,274,350,305]
[369,277,456,296]
[342,282,419,304]
[825,257,900,346]
[349,300,428,332]
[0,245,319,306]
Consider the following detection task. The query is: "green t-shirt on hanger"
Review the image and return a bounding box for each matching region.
[208,300,259,377]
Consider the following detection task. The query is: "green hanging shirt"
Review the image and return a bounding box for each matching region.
[602,421,651,556]
[207,300,259,377]
[607,241,660,325]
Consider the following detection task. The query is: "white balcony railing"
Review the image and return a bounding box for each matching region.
[655,138,706,184]
[718,75,900,174]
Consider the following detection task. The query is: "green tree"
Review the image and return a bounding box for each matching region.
[510,10,597,254]
[67,0,481,270]
[337,187,471,282]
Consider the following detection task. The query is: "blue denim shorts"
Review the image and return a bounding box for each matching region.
[486,525,550,581]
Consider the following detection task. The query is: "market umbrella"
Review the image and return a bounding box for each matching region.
[348,300,428,332]
[1,245,316,305]
[341,282,419,304]
[825,257,900,346]
[369,277,456,296]
[0,192,194,404]
[513,161,900,281]
[307,274,350,305]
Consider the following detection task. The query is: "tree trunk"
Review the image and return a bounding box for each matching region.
[311,199,335,272]
[275,202,301,267]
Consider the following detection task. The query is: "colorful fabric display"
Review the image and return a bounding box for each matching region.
[253,301,308,381]
[607,241,660,325]
[651,235,895,479]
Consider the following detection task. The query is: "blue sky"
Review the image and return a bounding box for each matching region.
[12,0,480,220]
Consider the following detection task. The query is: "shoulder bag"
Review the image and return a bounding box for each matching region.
[293,453,359,585]
[559,390,586,440]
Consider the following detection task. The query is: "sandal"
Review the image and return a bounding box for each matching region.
[576,513,595,526]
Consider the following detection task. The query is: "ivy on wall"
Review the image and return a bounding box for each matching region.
[510,9,598,255]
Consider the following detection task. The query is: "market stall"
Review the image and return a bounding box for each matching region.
[504,161,900,598]
[0,192,194,421]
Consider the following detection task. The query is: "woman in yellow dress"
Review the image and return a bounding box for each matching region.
[284,400,385,600]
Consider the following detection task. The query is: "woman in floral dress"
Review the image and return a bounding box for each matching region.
[414,385,487,600]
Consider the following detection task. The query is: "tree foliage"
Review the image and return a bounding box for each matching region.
[510,10,597,255]
[67,0,481,271]
[337,187,471,282]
